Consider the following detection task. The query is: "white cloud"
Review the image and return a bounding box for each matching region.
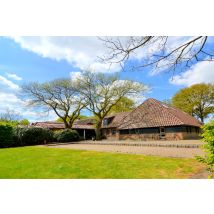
[0,75,20,90]
[0,92,23,106]
[0,91,57,122]
[6,73,22,81]
[10,36,121,73]
[70,71,83,81]
[169,61,214,86]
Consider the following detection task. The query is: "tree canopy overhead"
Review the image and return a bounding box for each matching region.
[172,83,214,123]
[99,36,214,72]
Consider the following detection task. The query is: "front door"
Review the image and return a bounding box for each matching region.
[159,127,166,139]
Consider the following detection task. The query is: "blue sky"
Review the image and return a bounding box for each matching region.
[0,37,213,122]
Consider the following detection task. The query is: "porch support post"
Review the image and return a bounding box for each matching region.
[83,129,86,140]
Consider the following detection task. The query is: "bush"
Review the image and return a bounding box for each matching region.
[14,127,54,146]
[196,120,214,178]
[0,122,15,148]
[54,129,79,142]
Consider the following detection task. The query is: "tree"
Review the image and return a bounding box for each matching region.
[108,96,135,114]
[0,108,22,122]
[162,99,173,106]
[172,83,214,123]
[99,36,214,72]
[56,114,91,122]
[73,71,147,140]
[196,120,214,178]
[22,79,85,128]
[19,119,30,126]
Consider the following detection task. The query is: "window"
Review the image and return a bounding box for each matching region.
[143,128,159,134]
[130,129,136,134]
[135,129,142,134]
[186,126,192,133]
[195,127,200,133]
[103,119,108,126]
[119,129,129,135]
[165,126,184,133]
[111,129,116,135]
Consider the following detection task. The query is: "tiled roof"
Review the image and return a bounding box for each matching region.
[102,112,130,128]
[31,98,202,131]
[118,98,202,129]
[31,119,95,130]
[73,118,95,125]
[31,121,65,129]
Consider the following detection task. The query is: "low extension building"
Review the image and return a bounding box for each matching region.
[32,98,202,141]
[31,119,96,140]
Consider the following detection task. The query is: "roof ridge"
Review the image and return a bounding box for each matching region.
[157,99,201,125]
[139,98,185,125]
[156,99,185,125]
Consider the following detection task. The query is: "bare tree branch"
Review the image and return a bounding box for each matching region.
[99,36,214,72]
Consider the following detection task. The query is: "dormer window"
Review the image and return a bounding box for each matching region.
[103,118,109,126]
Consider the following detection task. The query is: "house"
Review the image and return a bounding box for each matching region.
[31,119,96,140]
[32,98,202,141]
[102,98,202,140]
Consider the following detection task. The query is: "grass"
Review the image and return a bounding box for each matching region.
[0,146,204,178]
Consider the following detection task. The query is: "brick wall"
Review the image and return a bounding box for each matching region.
[103,126,201,141]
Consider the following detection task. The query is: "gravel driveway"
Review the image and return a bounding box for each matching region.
[47,140,204,158]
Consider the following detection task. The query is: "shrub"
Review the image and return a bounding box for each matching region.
[196,120,214,178]
[14,127,54,146]
[0,122,15,148]
[54,129,79,142]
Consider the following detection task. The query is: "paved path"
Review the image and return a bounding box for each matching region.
[79,139,203,148]
[46,141,204,158]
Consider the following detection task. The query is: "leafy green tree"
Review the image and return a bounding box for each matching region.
[73,70,147,140]
[196,120,214,178]
[19,119,30,126]
[172,83,214,123]
[108,96,135,114]
[22,79,85,128]
[56,115,90,122]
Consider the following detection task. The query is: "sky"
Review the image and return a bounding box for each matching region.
[0,36,214,122]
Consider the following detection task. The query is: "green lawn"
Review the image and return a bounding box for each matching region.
[0,146,203,178]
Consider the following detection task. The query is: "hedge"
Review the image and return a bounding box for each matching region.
[0,122,15,148]
[196,120,214,178]
[14,127,54,146]
[54,129,79,142]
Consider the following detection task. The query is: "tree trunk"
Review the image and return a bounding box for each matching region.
[64,120,72,129]
[200,116,204,123]
[95,121,102,140]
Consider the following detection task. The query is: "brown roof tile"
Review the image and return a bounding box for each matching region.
[31,98,202,131]
[31,120,95,130]
[118,98,202,129]
[31,121,65,129]
[102,112,130,128]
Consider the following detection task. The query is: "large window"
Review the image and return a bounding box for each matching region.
[195,127,200,133]
[143,128,159,134]
[119,129,129,135]
[186,126,192,133]
[165,126,185,133]
[119,128,159,135]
